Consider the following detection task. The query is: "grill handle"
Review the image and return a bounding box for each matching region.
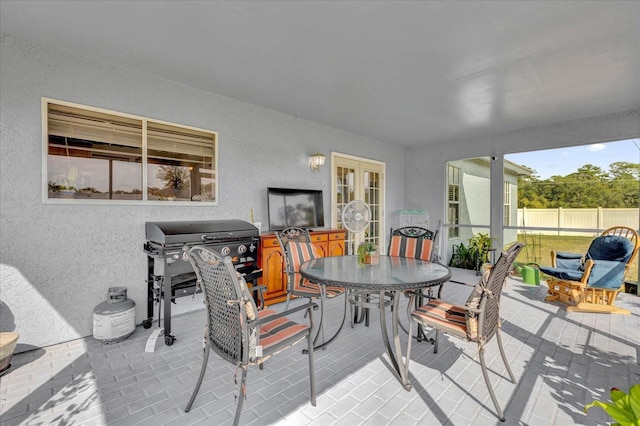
[201,233,233,242]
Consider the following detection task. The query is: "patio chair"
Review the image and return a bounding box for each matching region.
[277,227,346,349]
[406,242,524,422]
[347,226,438,329]
[387,226,439,337]
[184,245,316,425]
[388,226,438,262]
[540,226,639,314]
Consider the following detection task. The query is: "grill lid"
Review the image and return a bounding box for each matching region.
[145,220,259,246]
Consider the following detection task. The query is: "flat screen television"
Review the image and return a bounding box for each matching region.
[267,187,325,231]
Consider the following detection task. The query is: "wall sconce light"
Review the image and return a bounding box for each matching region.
[310,152,326,172]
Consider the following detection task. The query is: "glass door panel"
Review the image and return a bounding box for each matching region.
[332,155,385,255]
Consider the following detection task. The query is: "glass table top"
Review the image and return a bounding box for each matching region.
[300,255,451,291]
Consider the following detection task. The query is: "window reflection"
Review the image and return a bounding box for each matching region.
[47,135,142,200]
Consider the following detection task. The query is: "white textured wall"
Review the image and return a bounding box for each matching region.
[0,35,405,351]
[405,109,640,261]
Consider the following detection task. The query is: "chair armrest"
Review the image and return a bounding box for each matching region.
[448,279,477,288]
[248,285,267,310]
[249,285,267,295]
[555,251,583,259]
[405,279,476,301]
[551,250,584,269]
[405,289,438,299]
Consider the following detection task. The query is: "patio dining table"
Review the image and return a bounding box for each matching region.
[300,255,451,390]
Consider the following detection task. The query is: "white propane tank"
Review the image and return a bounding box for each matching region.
[93,287,136,344]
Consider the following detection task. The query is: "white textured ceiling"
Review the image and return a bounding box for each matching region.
[1,1,639,147]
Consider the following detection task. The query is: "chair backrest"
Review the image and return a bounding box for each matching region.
[284,241,320,292]
[186,245,258,365]
[599,226,640,266]
[580,227,640,288]
[276,227,315,291]
[388,226,437,261]
[471,242,524,342]
[277,227,311,251]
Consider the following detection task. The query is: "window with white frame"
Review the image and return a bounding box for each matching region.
[503,180,511,226]
[447,165,460,238]
[44,99,217,204]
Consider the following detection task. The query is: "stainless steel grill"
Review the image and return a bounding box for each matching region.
[143,219,261,346]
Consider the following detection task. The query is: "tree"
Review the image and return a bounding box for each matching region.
[156,165,190,190]
[516,173,548,208]
[607,162,639,208]
[517,162,639,208]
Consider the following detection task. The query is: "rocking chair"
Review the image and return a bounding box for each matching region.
[540,226,639,314]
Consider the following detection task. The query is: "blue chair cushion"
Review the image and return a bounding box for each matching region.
[585,260,627,289]
[587,235,634,263]
[540,260,627,289]
[554,252,583,270]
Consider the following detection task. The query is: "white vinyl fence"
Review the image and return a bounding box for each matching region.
[517,208,639,235]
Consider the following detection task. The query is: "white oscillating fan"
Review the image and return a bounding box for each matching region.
[341,200,371,233]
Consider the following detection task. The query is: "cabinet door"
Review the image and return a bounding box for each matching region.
[309,233,328,257]
[260,246,285,299]
[328,231,346,256]
[259,236,287,303]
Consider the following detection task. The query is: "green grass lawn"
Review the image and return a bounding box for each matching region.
[513,234,639,283]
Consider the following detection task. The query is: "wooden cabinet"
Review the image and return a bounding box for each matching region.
[258,229,346,305]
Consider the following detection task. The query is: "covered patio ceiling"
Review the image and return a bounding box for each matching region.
[1,1,639,148]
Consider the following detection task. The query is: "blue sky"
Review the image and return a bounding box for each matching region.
[505,138,640,179]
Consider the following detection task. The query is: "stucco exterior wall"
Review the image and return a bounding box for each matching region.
[0,35,405,351]
[446,158,521,247]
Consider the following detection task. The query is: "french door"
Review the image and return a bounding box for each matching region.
[331,153,385,255]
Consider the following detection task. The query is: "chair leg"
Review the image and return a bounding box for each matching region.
[406,314,414,371]
[364,294,370,327]
[415,290,426,341]
[307,308,317,406]
[232,367,248,426]
[185,345,210,412]
[284,293,292,311]
[350,291,370,328]
[479,348,506,422]
[312,291,326,347]
[349,290,356,328]
[496,329,516,383]
[433,329,440,354]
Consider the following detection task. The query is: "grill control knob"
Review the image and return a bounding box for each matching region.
[249,244,256,252]
[238,245,247,254]
[221,246,231,256]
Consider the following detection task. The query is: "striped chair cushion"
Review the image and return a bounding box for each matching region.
[286,241,344,297]
[257,309,309,357]
[412,271,489,342]
[411,300,469,340]
[388,235,433,261]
